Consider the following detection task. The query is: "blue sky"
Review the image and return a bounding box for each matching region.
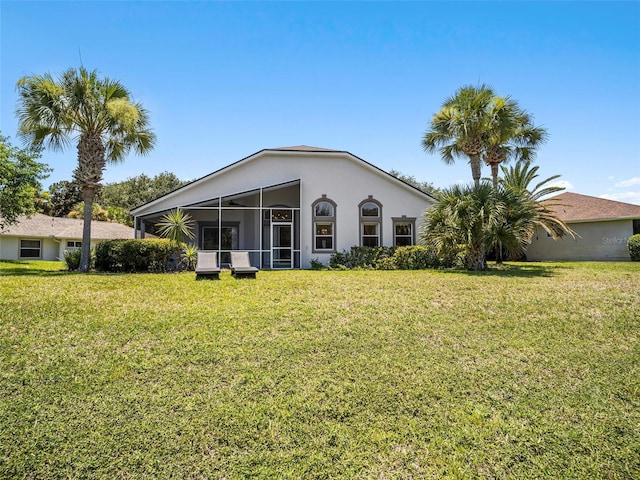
[2,1,639,204]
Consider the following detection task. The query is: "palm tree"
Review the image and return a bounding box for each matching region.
[156,208,196,270]
[422,84,496,187]
[421,182,499,270]
[16,67,155,271]
[500,160,576,241]
[483,97,548,189]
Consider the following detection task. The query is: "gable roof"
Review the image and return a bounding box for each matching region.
[268,145,344,153]
[544,192,640,222]
[131,146,435,215]
[0,214,139,240]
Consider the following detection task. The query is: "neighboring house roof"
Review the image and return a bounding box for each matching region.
[0,214,138,239]
[544,192,640,222]
[131,145,436,215]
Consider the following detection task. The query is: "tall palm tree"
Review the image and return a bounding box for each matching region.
[483,97,548,189]
[422,84,495,187]
[16,67,155,271]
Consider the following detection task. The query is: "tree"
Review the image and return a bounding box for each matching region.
[156,208,196,270]
[421,182,497,270]
[97,171,187,218]
[423,85,547,189]
[48,180,83,217]
[67,201,110,221]
[422,84,496,187]
[16,67,155,271]
[388,169,438,195]
[500,160,576,241]
[0,134,50,230]
[483,97,548,189]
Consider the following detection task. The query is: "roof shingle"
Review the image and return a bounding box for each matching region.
[544,192,640,222]
[0,214,138,239]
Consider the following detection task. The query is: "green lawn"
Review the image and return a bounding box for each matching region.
[1,260,638,479]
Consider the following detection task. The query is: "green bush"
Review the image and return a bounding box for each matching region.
[328,245,453,270]
[628,234,640,261]
[63,249,82,271]
[95,239,174,272]
[392,245,441,269]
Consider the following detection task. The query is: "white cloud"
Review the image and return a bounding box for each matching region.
[548,180,574,190]
[599,192,640,205]
[614,177,640,188]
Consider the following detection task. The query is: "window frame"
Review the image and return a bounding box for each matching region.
[392,217,416,247]
[19,239,42,259]
[358,196,382,247]
[312,195,337,253]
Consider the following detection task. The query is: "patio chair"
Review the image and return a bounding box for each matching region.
[195,251,221,280]
[230,251,259,279]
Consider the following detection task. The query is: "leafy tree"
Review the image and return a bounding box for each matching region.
[16,67,155,271]
[47,180,83,217]
[422,84,495,187]
[0,134,50,230]
[388,169,438,195]
[67,201,110,221]
[97,171,187,217]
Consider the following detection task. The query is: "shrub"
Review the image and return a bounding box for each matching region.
[329,246,395,269]
[95,239,174,272]
[328,245,453,270]
[628,234,640,261]
[309,258,324,270]
[63,249,82,271]
[392,245,441,269]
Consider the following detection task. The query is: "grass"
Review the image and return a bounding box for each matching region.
[1,260,638,479]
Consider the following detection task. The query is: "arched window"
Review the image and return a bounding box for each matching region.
[312,195,337,252]
[358,196,382,247]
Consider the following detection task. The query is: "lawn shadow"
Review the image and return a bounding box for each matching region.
[440,262,560,278]
[0,260,70,277]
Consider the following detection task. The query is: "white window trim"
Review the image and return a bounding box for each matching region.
[312,195,337,253]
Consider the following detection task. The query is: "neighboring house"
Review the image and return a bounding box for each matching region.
[527,192,640,261]
[0,214,140,261]
[131,146,435,269]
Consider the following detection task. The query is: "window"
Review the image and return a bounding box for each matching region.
[393,217,416,246]
[359,197,382,247]
[202,224,239,265]
[66,241,82,250]
[20,239,41,258]
[634,219,640,235]
[312,196,336,252]
[362,223,380,247]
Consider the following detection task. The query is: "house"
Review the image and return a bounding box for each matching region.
[527,192,640,261]
[0,214,141,261]
[131,146,435,269]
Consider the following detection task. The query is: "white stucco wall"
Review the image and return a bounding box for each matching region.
[0,236,104,261]
[527,219,634,261]
[132,150,434,268]
[0,236,60,261]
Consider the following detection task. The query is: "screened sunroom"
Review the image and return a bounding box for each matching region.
[135,180,301,269]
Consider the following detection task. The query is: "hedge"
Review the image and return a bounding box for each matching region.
[94,239,174,272]
[328,245,454,270]
[628,234,640,261]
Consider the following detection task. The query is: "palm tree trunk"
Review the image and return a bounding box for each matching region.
[79,187,95,272]
[490,163,500,190]
[469,154,482,187]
